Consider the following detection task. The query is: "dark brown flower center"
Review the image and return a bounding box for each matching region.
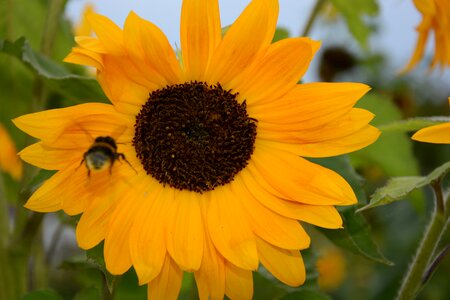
[133,82,257,193]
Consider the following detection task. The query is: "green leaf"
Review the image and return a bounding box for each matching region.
[0,38,107,102]
[351,93,424,211]
[358,161,450,212]
[312,156,393,266]
[319,206,393,266]
[21,290,64,300]
[272,27,290,42]
[73,287,101,300]
[86,242,116,294]
[328,0,378,49]
[280,289,332,300]
[379,117,450,133]
[253,270,288,300]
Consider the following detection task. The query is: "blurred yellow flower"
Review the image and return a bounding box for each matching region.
[317,247,347,291]
[0,124,22,180]
[74,3,95,36]
[412,97,450,143]
[403,0,450,72]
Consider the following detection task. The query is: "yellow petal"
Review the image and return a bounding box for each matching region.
[195,201,225,300]
[238,169,343,228]
[87,13,124,55]
[224,261,253,300]
[63,47,103,70]
[0,124,22,180]
[206,0,278,85]
[207,186,258,270]
[74,3,95,36]
[270,124,380,157]
[124,12,182,85]
[18,142,80,170]
[129,183,168,284]
[166,190,204,271]
[12,103,122,143]
[259,108,374,140]
[147,254,183,300]
[23,169,65,213]
[249,82,371,129]
[75,36,106,53]
[228,37,315,106]
[76,193,118,249]
[250,142,357,206]
[256,237,306,287]
[97,56,150,116]
[104,183,143,275]
[180,0,221,80]
[61,161,133,215]
[412,121,450,144]
[231,175,310,250]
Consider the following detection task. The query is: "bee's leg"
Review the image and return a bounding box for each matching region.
[118,153,137,174]
[76,154,89,178]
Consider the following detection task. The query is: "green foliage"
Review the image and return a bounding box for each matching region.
[86,243,116,294]
[0,38,107,102]
[351,93,424,211]
[21,289,64,300]
[312,156,393,266]
[272,27,290,42]
[379,117,450,133]
[328,0,378,49]
[281,289,332,300]
[359,162,450,212]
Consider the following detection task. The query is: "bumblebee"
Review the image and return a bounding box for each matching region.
[80,136,134,176]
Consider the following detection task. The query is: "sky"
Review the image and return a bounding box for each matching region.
[65,0,450,83]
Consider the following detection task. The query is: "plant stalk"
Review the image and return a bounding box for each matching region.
[301,0,326,37]
[396,180,448,300]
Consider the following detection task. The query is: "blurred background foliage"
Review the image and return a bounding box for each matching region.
[0,0,449,299]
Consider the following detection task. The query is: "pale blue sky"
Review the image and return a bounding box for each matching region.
[65,0,450,83]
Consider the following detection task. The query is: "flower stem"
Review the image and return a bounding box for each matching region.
[396,179,449,300]
[301,0,325,37]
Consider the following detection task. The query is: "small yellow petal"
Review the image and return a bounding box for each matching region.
[166,190,204,271]
[231,175,310,250]
[195,202,225,300]
[412,121,450,144]
[206,0,278,85]
[18,142,79,170]
[256,237,306,287]
[250,143,357,206]
[87,13,125,55]
[238,169,343,229]
[124,12,182,85]
[180,0,221,80]
[229,37,314,106]
[147,255,183,300]
[74,3,95,36]
[129,182,167,284]
[207,186,259,270]
[224,261,253,300]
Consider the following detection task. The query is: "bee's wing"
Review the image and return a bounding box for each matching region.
[51,113,131,149]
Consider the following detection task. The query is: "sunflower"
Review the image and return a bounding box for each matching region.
[13,0,380,298]
[412,97,450,143]
[402,0,450,72]
[0,123,22,180]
